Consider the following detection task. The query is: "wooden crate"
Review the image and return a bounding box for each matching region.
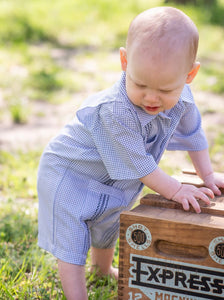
[118,172,224,300]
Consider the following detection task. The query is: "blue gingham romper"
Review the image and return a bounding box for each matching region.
[37,72,208,265]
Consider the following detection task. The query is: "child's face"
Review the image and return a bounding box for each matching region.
[122,48,190,115]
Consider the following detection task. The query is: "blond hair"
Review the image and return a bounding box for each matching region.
[126,7,199,71]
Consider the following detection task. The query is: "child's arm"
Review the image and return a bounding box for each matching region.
[188,148,224,195]
[140,167,213,213]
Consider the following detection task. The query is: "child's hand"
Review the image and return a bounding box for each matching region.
[171,184,214,214]
[203,172,224,196]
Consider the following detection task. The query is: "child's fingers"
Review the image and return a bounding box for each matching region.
[208,184,221,196]
[172,184,213,214]
[187,196,201,214]
[203,181,220,195]
[181,198,190,211]
[181,188,213,213]
[198,187,214,200]
[212,185,221,196]
[204,172,224,195]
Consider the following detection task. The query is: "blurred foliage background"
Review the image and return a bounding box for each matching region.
[0,0,224,299]
[0,0,224,118]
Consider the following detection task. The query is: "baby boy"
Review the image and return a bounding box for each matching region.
[37,6,224,299]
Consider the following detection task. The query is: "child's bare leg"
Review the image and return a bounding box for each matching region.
[90,247,118,279]
[58,259,88,300]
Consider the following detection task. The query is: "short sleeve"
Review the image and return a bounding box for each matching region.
[167,103,208,151]
[89,104,158,180]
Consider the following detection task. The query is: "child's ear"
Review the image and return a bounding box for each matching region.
[120,47,127,71]
[186,62,200,84]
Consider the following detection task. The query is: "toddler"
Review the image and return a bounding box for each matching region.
[37,6,224,300]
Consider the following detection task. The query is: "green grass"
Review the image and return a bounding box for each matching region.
[0,150,119,299]
[0,0,224,121]
[0,0,163,113]
[1,0,224,299]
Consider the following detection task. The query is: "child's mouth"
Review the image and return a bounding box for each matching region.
[144,106,160,112]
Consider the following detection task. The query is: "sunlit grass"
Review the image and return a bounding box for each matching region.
[0,150,39,199]
[0,150,119,299]
[0,0,162,107]
[0,0,224,123]
[195,62,224,94]
[0,196,119,299]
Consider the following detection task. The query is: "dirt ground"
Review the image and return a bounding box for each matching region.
[0,93,84,151]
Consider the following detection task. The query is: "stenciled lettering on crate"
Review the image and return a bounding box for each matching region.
[129,253,224,300]
[118,191,224,300]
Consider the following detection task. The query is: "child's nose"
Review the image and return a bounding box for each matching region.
[144,90,160,103]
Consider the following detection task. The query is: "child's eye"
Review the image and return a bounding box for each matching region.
[159,89,173,94]
[135,83,146,88]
